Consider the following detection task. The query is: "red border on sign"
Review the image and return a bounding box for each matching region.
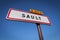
[6,8,51,25]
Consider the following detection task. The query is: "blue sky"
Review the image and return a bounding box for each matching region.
[0,0,60,40]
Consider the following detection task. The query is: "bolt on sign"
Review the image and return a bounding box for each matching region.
[6,8,50,24]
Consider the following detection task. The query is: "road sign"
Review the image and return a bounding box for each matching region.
[30,9,43,15]
[6,8,50,24]
[6,8,51,40]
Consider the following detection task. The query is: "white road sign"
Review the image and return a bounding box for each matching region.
[6,8,50,24]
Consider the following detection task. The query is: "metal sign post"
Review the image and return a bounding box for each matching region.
[36,23,43,40]
[30,9,44,40]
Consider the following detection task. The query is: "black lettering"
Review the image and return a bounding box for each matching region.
[22,14,25,17]
[39,17,41,20]
[26,15,30,18]
[31,15,34,19]
[36,16,38,20]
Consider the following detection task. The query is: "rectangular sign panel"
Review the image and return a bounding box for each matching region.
[6,8,50,24]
